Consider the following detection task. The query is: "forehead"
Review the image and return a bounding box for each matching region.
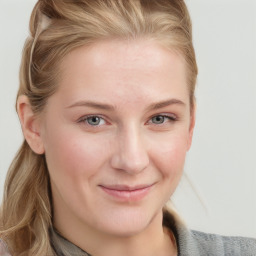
[61,38,185,76]
[56,39,188,106]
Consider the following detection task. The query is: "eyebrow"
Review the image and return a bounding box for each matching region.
[66,98,185,111]
[146,98,186,111]
[66,101,115,110]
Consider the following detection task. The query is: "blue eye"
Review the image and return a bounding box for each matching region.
[151,115,165,124]
[151,115,176,124]
[85,116,105,126]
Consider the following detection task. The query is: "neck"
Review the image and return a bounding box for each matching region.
[54,211,177,256]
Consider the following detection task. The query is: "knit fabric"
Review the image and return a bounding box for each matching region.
[176,226,256,256]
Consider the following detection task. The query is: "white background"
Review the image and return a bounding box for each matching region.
[0,0,255,237]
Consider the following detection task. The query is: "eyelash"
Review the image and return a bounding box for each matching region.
[78,114,177,127]
[147,114,177,125]
[78,115,107,126]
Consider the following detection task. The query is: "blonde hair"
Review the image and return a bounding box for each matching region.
[0,0,197,255]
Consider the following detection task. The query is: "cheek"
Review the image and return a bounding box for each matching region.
[43,126,108,183]
[150,132,189,178]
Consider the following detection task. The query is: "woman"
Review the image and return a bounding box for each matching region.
[0,0,255,255]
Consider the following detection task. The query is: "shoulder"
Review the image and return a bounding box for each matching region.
[189,230,256,256]
[0,239,11,256]
[177,227,256,256]
[163,210,256,256]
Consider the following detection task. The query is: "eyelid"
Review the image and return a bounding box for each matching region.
[146,113,178,126]
[77,114,108,125]
[149,113,177,121]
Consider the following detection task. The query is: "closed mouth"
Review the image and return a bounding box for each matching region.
[99,183,155,201]
[99,184,154,191]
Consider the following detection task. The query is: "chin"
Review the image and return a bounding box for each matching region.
[96,206,160,237]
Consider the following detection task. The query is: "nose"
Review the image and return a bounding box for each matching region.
[110,126,149,175]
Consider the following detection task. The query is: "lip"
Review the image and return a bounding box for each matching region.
[99,184,154,202]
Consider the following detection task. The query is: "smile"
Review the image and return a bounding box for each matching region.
[99,184,154,202]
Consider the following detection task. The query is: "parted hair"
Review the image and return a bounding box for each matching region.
[0,0,197,255]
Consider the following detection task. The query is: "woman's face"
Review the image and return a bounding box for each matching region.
[39,39,194,236]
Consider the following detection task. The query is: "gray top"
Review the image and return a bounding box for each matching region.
[177,226,256,256]
[1,212,256,255]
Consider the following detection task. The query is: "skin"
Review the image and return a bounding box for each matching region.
[18,39,195,256]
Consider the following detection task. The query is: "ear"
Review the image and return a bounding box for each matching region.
[187,106,196,151]
[17,95,45,154]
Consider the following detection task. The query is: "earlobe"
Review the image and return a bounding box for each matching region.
[17,95,45,155]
